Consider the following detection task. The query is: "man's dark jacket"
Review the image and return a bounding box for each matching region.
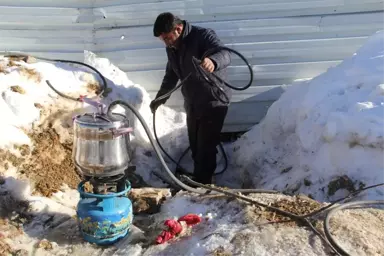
[156,20,232,117]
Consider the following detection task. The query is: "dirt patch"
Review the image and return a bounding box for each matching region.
[0,150,23,172]
[1,127,80,197]
[1,56,37,75]
[0,202,30,256]
[245,195,322,226]
[7,60,22,68]
[34,103,43,109]
[10,85,26,94]
[0,217,25,240]
[0,239,13,256]
[19,128,80,197]
[7,56,36,64]
[14,145,31,157]
[0,63,8,74]
[327,175,364,197]
[86,81,100,94]
[35,239,53,250]
[19,67,42,83]
[210,246,232,256]
[270,195,321,216]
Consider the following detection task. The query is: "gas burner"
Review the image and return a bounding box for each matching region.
[87,173,126,183]
[84,173,127,194]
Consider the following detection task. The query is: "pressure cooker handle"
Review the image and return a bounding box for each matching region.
[79,96,107,114]
[111,127,133,138]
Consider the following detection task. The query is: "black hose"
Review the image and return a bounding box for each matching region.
[154,46,253,103]
[201,47,253,90]
[153,113,228,177]
[193,179,337,251]
[303,182,384,218]
[107,100,204,193]
[1,52,107,101]
[106,100,278,195]
[152,46,253,177]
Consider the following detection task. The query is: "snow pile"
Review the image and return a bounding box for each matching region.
[232,31,384,202]
[0,57,90,149]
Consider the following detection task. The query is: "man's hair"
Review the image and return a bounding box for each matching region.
[153,12,183,37]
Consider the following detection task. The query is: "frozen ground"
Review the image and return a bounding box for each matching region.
[0,31,383,256]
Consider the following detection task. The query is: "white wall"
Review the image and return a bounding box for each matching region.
[0,1,94,61]
[1,0,383,131]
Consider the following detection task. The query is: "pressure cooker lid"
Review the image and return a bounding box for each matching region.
[74,113,126,128]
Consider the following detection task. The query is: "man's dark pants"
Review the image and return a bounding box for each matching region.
[186,106,228,184]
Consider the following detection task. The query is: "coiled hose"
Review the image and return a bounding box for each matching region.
[3,51,383,256]
[151,46,253,177]
[324,200,384,256]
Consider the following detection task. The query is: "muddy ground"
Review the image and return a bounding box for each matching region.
[0,128,80,197]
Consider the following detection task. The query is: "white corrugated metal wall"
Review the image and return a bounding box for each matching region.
[0,0,94,61]
[1,0,384,132]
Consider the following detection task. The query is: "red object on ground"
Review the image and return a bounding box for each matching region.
[155,229,176,244]
[155,214,202,244]
[178,213,202,226]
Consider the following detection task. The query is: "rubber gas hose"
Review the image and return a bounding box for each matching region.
[105,99,279,194]
[1,52,107,101]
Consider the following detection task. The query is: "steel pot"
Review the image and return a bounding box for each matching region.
[72,112,132,178]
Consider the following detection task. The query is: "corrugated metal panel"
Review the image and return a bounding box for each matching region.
[92,1,384,131]
[0,1,94,61]
[1,1,383,132]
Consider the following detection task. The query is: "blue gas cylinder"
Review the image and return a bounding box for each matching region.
[76,180,133,245]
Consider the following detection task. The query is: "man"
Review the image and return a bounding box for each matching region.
[150,12,231,184]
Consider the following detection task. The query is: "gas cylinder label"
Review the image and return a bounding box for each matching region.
[78,213,132,239]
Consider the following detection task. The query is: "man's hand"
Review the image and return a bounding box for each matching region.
[200,57,215,73]
[150,98,165,113]
[150,100,160,113]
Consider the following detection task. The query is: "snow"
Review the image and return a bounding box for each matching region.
[0,30,384,256]
[142,192,329,256]
[230,31,384,202]
[0,56,92,150]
